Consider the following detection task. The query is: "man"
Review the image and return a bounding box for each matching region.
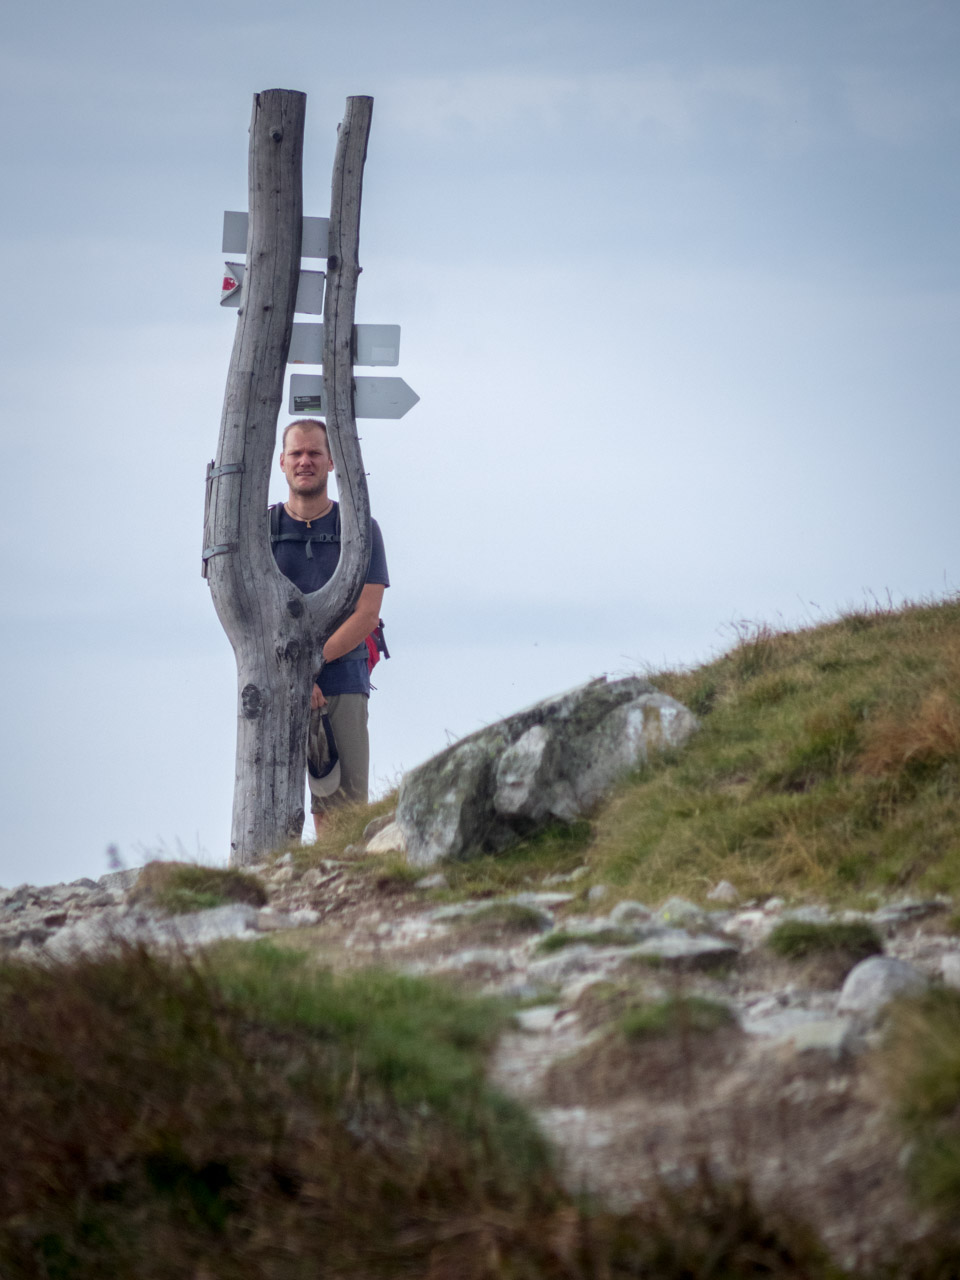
[272,418,389,830]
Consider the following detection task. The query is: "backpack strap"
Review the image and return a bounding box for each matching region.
[268,503,340,559]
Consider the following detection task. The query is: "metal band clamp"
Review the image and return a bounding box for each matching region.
[202,543,238,561]
[206,463,245,481]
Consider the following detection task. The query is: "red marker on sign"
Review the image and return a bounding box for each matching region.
[220,262,244,304]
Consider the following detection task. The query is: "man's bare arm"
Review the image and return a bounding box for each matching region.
[321,583,385,664]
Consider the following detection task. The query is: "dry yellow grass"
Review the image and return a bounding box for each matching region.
[860,688,960,778]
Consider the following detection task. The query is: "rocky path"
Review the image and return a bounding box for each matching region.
[3,849,959,1268]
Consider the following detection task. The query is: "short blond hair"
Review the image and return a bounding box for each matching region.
[281,419,328,451]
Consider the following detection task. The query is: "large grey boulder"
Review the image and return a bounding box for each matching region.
[396,676,697,867]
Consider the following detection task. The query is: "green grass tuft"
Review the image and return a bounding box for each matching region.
[435,820,593,899]
[453,902,549,936]
[357,853,425,894]
[878,988,960,1217]
[294,792,398,867]
[208,942,525,1124]
[130,861,268,914]
[767,918,883,965]
[619,995,737,1041]
[535,926,639,953]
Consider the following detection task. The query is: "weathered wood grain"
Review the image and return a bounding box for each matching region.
[317,96,374,639]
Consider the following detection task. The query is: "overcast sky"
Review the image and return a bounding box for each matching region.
[2,0,957,888]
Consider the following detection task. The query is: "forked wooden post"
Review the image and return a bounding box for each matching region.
[204,91,374,864]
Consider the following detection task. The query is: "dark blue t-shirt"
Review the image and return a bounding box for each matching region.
[271,502,389,696]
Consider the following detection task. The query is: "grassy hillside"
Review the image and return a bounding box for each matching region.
[607,594,960,905]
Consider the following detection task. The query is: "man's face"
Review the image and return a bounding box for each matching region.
[280,427,334,497]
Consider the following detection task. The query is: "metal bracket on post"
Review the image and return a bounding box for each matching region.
[202,542,238,563]
[201,462,246,577]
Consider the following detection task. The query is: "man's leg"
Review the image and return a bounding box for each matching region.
[310,693,370,833]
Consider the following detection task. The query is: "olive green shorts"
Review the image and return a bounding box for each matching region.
[310,693,369,815]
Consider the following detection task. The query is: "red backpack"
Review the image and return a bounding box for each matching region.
[365,620,390,673]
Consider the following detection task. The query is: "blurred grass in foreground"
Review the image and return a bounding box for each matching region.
[0,942,873,1279]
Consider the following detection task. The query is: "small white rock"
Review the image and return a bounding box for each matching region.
[727,909,767,931]
[609,899,653,925]
[543,867,588,886]
[256,908,289,931]
[587,884,610,903]
[629,932,738,968]
[773,1017,856,1060]
[940,952,960,989]
[655,897,708,928]
[508,892,574,909]
[707,880,740,905]
[365,821,407,855]
[415,873,448,890]
[746,995,783,1019]
[515,1006,563,1033]
[362,812,397,842]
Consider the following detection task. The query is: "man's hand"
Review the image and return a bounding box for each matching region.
[311,685,327,710]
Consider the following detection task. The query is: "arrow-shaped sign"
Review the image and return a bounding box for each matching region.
[288,323,400,366]
[222,210,329,259]
[219,262,325,314]
[289,374,419,420]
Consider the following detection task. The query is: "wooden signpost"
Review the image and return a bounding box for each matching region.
[202,90,416,865]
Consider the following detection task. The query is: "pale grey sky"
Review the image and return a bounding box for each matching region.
[2,0,957,886]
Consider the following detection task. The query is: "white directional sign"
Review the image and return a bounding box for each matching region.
[220,210,417,420]
[287,323,400,366]
[222,211,329,258]
[289,374,419,420]
[355,324,401,366]
[219,262,325,314]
